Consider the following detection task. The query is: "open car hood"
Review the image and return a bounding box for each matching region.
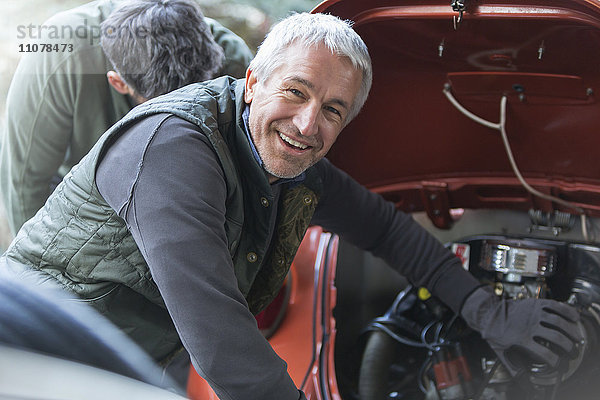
[316,0,600,226]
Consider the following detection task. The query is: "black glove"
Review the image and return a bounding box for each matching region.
[460,287,584,374]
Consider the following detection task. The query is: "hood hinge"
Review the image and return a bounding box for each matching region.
[421,182,453,229]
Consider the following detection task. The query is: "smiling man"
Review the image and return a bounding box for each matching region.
[244,43,361,180]
[1,12,583,400]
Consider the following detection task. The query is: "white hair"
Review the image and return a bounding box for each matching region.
[249,13,372,123]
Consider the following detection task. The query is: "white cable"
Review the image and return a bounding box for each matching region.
[442,87,589,241]
[498,100,584,214]
[443,88,501,129]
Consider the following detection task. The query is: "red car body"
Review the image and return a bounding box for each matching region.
[189,1,600,399]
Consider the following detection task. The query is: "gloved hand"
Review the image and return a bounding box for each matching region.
[460,286,584,374]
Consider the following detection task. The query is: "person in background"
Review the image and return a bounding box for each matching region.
[0,12,582,400]
[0,0,253,234]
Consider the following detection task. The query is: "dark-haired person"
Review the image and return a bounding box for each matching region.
[1,12,582,400]
[0,0,253,234]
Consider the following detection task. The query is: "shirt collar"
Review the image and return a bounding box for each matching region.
[242,105,306,186]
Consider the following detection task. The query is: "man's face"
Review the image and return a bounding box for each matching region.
[244,43,362,182]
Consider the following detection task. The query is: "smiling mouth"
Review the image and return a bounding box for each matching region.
[279,132,309,150]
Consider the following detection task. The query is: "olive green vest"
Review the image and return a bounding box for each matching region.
[4,77,322,361]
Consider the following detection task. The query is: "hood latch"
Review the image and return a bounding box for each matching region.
[451,0,466,29]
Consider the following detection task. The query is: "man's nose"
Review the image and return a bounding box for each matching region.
[294,103,319,137]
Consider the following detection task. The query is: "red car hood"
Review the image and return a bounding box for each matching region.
[316,0,600,224]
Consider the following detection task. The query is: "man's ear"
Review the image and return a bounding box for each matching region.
[244,68,258,103]
[107,71,131,95]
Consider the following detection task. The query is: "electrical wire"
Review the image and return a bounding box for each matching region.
[420,321,440,350]
[417,356,433,394]
[375,317,454,396]
[435,313,459,343]
[373,316,454,350]
[371,322,429,348]
[473,359,502,400]
[433,320,445,344]
[442,87,590,241]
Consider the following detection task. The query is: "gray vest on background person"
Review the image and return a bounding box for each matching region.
[2,77,322,362]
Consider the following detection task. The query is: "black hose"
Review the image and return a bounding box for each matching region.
[358,330,399,400]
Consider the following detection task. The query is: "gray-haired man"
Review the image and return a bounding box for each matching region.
[1,12,582,400]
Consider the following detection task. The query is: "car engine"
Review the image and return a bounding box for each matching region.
[357,234,600,400]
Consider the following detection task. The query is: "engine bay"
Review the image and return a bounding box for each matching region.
[333,210,600,400]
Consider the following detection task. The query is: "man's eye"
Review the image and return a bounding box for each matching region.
[289,88,303,97]
[325,105,341,117]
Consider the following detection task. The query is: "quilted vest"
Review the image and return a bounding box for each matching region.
[4,76,323,361]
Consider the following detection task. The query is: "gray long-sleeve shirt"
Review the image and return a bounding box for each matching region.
[96,113,479,399]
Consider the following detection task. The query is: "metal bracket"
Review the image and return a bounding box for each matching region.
[420,182,453,229]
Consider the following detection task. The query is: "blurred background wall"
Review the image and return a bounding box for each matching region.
[0,0,320,251]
